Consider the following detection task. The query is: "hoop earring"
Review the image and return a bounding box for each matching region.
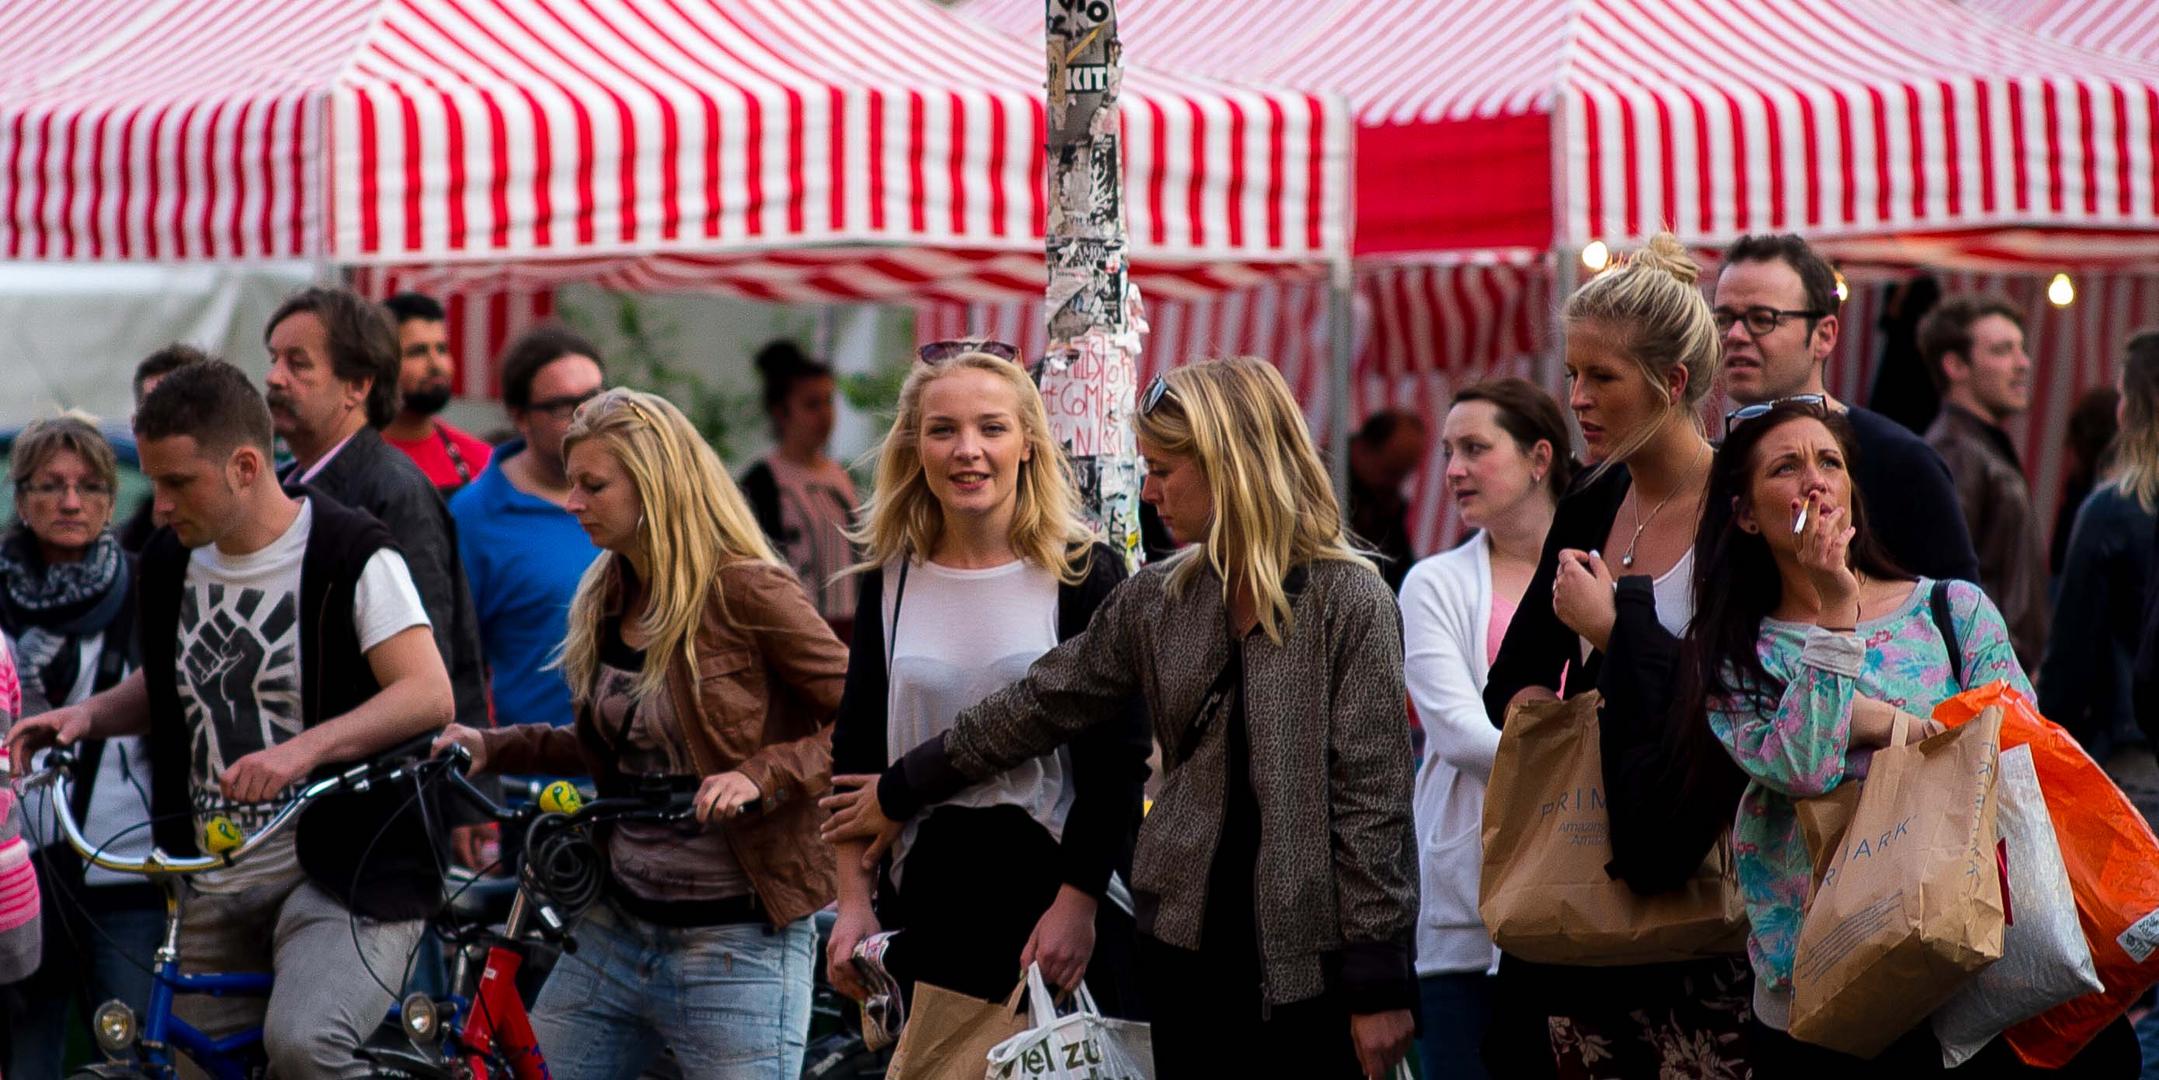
[636,511,647,534]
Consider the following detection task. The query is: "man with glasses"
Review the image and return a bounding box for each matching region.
[1713,234,1981,584]
[448,323,605,736]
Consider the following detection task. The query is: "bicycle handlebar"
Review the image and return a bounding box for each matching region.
[17,740,455,878]
[15,737,709,882]
[434,755,702,828]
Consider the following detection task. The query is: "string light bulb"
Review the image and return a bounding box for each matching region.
[2047,272,2075,307]
[1834,272,1850,304]
[1581,241,1611,272]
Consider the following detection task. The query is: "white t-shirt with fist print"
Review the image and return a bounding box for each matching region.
[176,498,429,891]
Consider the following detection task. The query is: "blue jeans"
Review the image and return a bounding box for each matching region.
[532,901,816,1080]
[1418,971,1496,1080]
[2139,1005,2159,1080]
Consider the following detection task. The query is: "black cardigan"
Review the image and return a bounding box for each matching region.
[1481,464,1745,896]
[139,492,442,921]
[831,543,1150,898]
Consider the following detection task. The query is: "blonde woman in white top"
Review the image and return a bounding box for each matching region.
[1398,378,1570,1079]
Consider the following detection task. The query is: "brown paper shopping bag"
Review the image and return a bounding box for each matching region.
[885,980,1031,1080]
[1478,691,1748,965]
[1788,708,2008,1058]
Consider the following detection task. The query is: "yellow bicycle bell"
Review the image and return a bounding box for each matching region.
[201,816,245,856]
[538,781,584,816]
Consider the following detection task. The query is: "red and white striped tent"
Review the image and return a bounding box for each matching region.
[952,0,2159,552]
[963,0,2159,265]
[1961,0,2159,60]
[0,0,1352,387]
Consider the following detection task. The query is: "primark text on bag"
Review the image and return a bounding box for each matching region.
[1789,708,2005,1058]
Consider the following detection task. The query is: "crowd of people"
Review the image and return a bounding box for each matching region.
[0,225,2149,1079]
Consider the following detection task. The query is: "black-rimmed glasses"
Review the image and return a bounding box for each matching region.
[916,339,1020,365]
[529,388,602,420]
[1724,393,1828,434]
[1712,305,1825,338]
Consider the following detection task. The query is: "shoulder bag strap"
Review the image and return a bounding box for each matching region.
[1928,579,1963,687]
[1172,641,1242,768]
[884,557,910,681]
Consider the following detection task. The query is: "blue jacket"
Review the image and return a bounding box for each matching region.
[449,441,599,729]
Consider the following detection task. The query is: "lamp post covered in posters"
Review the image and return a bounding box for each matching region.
[1041,0,1145,567]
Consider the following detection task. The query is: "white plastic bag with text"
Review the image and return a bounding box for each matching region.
[984,964,1152,1080]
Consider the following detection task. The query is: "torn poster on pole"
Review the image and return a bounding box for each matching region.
[1042,0,1144,569]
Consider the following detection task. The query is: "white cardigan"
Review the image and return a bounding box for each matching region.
[1398,533,1504,978]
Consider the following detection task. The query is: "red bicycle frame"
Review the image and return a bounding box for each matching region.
[455,941,551,1079]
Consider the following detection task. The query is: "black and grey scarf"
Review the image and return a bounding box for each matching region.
[0,528,129,712]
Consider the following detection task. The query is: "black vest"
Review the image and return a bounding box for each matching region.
[138,491,442,920]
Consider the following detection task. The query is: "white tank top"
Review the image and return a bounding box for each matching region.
[1578,547,1696,664]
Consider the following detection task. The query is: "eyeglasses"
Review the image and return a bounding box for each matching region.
[916,339,1020,365]
[18,479,114,501]
[1712,305,1825,338]
[529,389,601,420]
[1724,393,1828,434]
[1140,374,1173,416]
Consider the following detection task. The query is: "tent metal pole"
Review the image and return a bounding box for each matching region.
[1328,262,1354,510]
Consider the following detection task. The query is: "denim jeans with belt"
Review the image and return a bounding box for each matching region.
[531,901,817,1080]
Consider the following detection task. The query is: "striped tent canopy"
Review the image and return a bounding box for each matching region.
[961,0,2159,265]
[952,0,2159,557]
[0,0,1350,295]
[1960,0,2159,60]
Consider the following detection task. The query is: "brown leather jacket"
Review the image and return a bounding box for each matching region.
[1926,404,2049,667]
[480,557,847,926]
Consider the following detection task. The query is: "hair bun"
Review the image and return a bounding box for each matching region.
[754,339,809,378]
[1623,232,1702,288]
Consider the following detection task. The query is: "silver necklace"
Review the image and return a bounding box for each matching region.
[1620,442,1707,569]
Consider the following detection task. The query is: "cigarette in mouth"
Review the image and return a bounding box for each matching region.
[1792,503,1810,535]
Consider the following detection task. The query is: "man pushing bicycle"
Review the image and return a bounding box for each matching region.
[8,359,453,1078]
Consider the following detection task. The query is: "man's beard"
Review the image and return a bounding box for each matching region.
[402,383,452,417]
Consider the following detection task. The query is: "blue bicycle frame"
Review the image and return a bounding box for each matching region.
[118,881,276,1080]
[22,744,447,1079]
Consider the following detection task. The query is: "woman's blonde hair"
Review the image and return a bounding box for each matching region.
[2115,331,2159,512]
[558,389,780,704]
[1135,356,1368,643]
[1564,232,1721,470]
[850,351,1094,583]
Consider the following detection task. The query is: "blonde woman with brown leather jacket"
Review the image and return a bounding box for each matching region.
[437,389,846,1080]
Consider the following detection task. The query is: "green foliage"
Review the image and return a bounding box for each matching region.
[838,353,911,423]
[557,293,764,461]
[834,341,915,493]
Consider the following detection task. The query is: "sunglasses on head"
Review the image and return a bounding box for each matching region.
[916,339,1020,365]
[1141,374,1173,416]
[1723,393,1828,434]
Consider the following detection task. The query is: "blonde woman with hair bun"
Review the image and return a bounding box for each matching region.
[434,388,849,1079]
[825,355,1419,1079]
[817,346,1148,1046]
[1479,234,1762,1076]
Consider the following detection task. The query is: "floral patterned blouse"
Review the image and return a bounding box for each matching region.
[1706,578,2028,1001]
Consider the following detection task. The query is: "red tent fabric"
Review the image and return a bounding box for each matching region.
[963,0,2159,264]
[1961,0,2159,60]
[0,0,1352,295]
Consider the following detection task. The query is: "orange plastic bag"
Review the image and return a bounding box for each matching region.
[1934,682,2159,1068]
